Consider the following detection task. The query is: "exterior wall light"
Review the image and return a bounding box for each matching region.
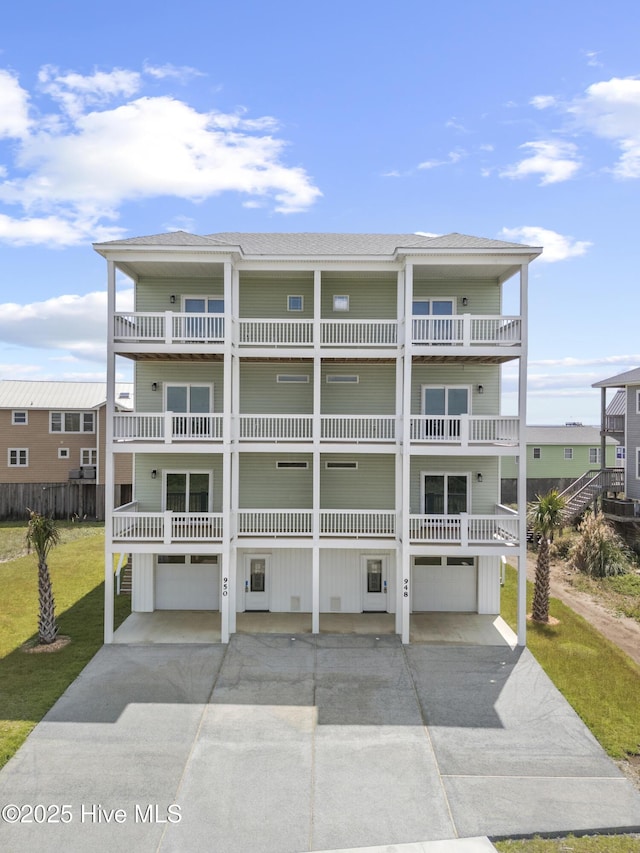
[476,472,483,482]
[151,469,157,479]
[152,382,158,391]
[170,295,176,304]
[462,297,468,306]
[478,384,484,394]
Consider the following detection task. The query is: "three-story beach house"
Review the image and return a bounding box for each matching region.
[95,231,540,644]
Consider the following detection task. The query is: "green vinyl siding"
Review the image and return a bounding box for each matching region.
[134,453,223,512]
[410,364,499,416]
[135,276,224,312]
[322,363,396,414]
[240,362,313,413]
[321,454,395,509]
[410,456,499,515]
[136,362,224,412]
[320,272,396,320]
[239,271,314,318]
[411,280,500,314]
[239,453,312,508]
[501,443,617,479]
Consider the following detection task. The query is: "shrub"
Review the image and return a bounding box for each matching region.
[570,514,630,578]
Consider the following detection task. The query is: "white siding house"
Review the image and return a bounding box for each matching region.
[95,231,540,644]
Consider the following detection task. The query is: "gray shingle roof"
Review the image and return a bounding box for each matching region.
[524,425,616,445]
[593,367,640,388]
[95,231,539,255]
[606,389,626,417]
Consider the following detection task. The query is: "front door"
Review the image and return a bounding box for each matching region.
[245,556,270,610]
[362,556,387,611]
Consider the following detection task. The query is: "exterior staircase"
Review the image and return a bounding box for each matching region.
[116,556,132,595]
[558,468,625,522]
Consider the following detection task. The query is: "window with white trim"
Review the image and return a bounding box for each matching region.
[50,412,95,433]
[325,461,358,469]
[58,448,70,459]
[564,448,573,460]
[589,447,600,465]
[12,411,27,425]
[277,374,309,383]
[326,375,359,383]
[532,447,541,460]
[8,448,28,467]
[81,448,97,466]
[287,295,303,312]
[636,390,640,414]
[276,461,309,469]
[332,295,349,312]
[637,448,640,479]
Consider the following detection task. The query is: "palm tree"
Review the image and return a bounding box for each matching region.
[527,490,565,623]
[26,510,61,645]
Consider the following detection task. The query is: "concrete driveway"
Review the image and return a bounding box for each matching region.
[1,635,639,852]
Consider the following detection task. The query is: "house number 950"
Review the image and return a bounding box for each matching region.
[222,577,228,597]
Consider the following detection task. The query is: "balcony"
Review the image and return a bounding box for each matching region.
[409,509,519,545]
[112,504,224,543]
[238,319,397,348]
[411,315,521,348]
[113,413,223,443]
[237,510,395,538]
[114,312,225,345]
[237,415,396,442]
[239,415,312,441]
[409,415,518,446]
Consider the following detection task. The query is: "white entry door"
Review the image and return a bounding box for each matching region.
[245,555,270,610]
[361,556,387,611]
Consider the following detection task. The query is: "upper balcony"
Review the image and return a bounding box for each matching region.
[411,315,521,351]
[113,312,225,348]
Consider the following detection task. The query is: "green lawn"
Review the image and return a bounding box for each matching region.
[495,834,640,852]
[0,524,129,768]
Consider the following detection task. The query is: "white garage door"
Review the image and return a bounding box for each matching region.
[155,559,220,610]
[412,558,477,612]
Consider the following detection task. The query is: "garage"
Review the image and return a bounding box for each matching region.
[412,556,477,612]
[155,555,220,610]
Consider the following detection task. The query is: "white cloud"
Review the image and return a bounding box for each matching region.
[530,95,556,110]
[414,231,440,238]
[0,70,31,138]
[529,354,640,368]
[0,63,322,244]
[418,148,467,170]
[143,63,204,83]
[499,226,592,262]
[500,140,581,184]
[0,289,133,361]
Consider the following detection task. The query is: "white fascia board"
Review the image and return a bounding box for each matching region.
[92,246,240,263]
[399,249,542,264]
[237,258,400,270]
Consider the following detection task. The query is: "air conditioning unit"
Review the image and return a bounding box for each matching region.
[80,465,96,479]
[68,469,82,480]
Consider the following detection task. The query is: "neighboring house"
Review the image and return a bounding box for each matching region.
[95,230,541,644]
[0,380,133,519]
[501,425,619,503]
[592,369,640,524]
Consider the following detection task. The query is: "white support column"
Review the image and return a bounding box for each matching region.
[104,259,117,644]
[401,263,413,643]
[312,269,322,634]
[395,268,405,634]
[517,262,529,646]
[229,348,240,634]
[221,261,234,643]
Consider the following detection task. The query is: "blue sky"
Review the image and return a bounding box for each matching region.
[0,0,638,423]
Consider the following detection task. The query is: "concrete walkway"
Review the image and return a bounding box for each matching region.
[1,636,639,852]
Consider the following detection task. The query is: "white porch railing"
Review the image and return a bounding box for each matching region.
[409,415,519,445]
[112,505,223,543]
[237,510,313,536]
[321,415,396,441]
[113,412,223,442]
[321,320,397,346]
[239,415,313,441]
[320,510,396,536]
[114,312,225,344]
[409,512,519,545]
[412,315,521,347]
[239,319,313,346]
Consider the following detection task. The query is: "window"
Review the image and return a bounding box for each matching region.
[333,295,349,312]
[58,448,70,459]
[422,385,469,439]
[81,448,97,466]
[277,374,309,383]
[637,449,640,479]
[276,461,309,469]
[636,390,640,414]
[532,447,541,460]
[164,472,212,512]
[287,295,303,312]
[12,411,27,425]
[50,412,95,433]
[589,447,600,465]
[184,296,224,313]
[8,448,28,467]
[564,448,573,460]
[325,461,358,469]
[326,375,359,383]
[412,299,454,316]
[422,473,469,514]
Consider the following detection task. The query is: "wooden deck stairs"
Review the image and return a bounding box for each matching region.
[558,468,625,523]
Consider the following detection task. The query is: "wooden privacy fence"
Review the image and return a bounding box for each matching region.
[0,483,106,521]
